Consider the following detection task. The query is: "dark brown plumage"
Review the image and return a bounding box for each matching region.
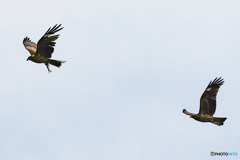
[23,24,65,73]
[183,77,227,126]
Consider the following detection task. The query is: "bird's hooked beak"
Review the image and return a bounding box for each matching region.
[26,57,30,61]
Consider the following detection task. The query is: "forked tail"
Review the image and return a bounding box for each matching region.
[49,59,65,68]
[211,117,227,126]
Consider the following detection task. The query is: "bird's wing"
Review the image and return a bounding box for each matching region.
[36,24,63,58]
[199,77,224,116]
[23,37,37,56]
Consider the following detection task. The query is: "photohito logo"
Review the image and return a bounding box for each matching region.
[210,151,238,156]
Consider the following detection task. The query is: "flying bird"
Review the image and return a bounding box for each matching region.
[23,24,65,73]
[183,77,227,126]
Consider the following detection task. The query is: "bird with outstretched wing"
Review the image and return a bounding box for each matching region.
[183,77,227,126]
[23,24,65,73]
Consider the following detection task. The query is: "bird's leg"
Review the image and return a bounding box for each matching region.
[45,62,52,73]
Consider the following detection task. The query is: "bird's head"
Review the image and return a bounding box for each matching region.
[26,56,32,61]
[183,109,192,118]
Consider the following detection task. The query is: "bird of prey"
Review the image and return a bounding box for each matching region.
[183,77,227,126]
[23,24,65,73]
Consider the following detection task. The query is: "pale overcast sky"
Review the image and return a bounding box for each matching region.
[0,0,239,159]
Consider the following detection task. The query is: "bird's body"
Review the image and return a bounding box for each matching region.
[183,77,227,126]
[191,113,214,122]
[23,24,65,73]
[27,56,48,63]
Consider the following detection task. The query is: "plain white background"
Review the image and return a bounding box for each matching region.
[0,0,239,159]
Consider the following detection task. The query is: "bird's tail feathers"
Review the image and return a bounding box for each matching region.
[211,117,227,126]
[49,59,65,68]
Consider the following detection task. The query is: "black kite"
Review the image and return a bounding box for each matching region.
[23,24,65,73]
[183,77,227,126]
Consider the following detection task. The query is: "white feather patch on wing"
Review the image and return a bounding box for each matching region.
[206,88,212,91]
[23,41,37,55]
[25,45,37,55]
